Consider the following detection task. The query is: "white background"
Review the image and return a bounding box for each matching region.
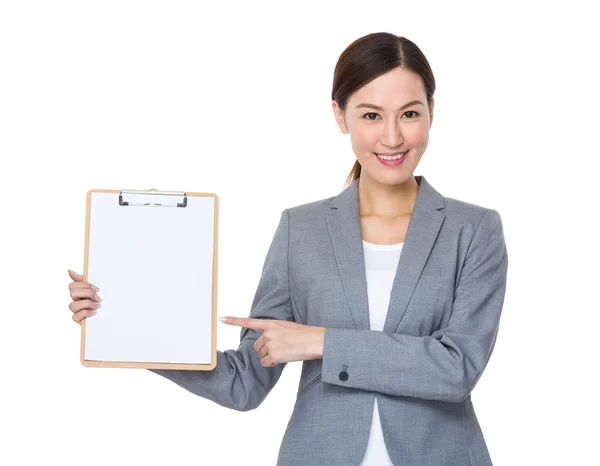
[1,1,598,465]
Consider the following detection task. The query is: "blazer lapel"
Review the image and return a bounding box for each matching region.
[326,179,370,330]
[325,175,446,333]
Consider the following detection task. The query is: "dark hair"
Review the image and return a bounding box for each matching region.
[331,33,436,188]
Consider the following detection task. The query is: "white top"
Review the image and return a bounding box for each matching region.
[358,239,404,466]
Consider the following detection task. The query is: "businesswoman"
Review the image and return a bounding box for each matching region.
[68,32,508,466]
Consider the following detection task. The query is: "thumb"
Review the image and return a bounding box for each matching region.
[68,269,83,282]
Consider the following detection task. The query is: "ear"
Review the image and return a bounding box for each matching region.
[332,100,349,134]
[429,97,434,129]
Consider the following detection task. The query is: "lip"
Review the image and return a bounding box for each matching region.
[375,151,406,156]
[374,150,408,167]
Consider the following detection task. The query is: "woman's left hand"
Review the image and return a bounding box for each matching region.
[220,316,325,367]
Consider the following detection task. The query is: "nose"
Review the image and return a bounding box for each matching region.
[380,119,404,148]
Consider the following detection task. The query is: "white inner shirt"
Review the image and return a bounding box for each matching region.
[358,239,404,466]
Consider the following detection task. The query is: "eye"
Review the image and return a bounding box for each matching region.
[362,110,420,121]
[403,111,419,119]
[363,112,381,120]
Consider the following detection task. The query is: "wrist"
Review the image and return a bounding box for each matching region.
[312,326,325,360]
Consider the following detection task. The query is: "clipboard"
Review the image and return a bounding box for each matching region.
[80,188,218,370]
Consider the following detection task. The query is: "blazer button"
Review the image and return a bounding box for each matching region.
[339,371,349,381]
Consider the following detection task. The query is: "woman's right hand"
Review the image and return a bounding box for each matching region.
[68,269,102,325]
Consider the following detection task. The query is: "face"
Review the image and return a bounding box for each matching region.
[332,66,434,187]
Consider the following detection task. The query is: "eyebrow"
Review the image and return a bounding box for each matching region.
[355,100,425,111]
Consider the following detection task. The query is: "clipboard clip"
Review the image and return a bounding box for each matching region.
[119,189,188,208]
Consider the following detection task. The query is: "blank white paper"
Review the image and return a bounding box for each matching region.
[84,192,215,364]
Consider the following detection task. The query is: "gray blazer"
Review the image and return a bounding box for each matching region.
[150,175,509,466]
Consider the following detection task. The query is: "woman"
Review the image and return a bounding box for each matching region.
[68,32,508,466]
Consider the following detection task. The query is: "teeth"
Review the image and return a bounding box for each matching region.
[377,152,406,161]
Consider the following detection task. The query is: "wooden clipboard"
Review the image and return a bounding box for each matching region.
[80,188,218,370]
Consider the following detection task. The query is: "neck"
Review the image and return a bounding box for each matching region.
[358,174,419,217]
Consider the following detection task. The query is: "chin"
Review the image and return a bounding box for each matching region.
[367,171,414,187]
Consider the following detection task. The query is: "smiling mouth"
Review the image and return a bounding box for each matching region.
[374,151,408,161]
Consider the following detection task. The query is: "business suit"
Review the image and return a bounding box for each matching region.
[150,174,509,466]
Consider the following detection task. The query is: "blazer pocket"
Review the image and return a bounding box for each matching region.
[297,374,322,398]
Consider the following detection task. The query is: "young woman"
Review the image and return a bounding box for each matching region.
[68,32,508,466]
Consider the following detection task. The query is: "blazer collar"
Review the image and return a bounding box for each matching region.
[325,175,446,333]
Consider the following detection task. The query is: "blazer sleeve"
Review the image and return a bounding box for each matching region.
[321,208,508,403]
[148,209,293,411]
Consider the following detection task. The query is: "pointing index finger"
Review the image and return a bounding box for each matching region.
[219,317,268,331]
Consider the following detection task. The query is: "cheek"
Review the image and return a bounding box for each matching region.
[406,123,429,145]
[350,124,379,150]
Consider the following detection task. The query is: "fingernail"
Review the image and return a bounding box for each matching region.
[89,310,97,315]
[96,295,102,302]
[93,286,100,292]
[218,317,228,322]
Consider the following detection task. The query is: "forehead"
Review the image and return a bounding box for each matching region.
[348,66,425,108]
